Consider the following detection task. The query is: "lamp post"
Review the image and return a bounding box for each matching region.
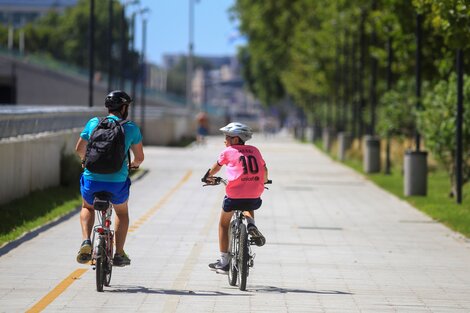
[120,0,139,91]
[187,0,195,109]
[404,13,427,196]
[130,11,137,119]
[107,0,113,92]
[88,0,95,107]
[139,8,150,138]
[187,0,200,110]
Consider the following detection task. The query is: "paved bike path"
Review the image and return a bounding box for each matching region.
[1,133,470,312]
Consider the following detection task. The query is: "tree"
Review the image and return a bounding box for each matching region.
[376,78,416,139]
[417,74,470,196]
[231,0,294,106]
[7,0,139,78]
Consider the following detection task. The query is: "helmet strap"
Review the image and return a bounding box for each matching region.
[121,105,129,119]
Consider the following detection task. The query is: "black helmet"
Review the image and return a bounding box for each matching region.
[105,90,132,110]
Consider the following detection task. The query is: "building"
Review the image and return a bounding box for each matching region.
[0,0,77,28]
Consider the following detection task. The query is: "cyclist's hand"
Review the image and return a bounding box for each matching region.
[205,176,218,185]
[130,161,140,170]
[201,169,211,183]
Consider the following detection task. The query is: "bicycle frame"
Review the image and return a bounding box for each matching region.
[91,206,114,263]
[228,209,255,291]
[202,174,271,291]
[91,195,114,292]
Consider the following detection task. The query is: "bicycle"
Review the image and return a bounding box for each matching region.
[202,174,272,291]
[90,192,114,292]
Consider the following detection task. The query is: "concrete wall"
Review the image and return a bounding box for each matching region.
[0,54,168,107]
[0,129,80,206]
[0,112,206,205]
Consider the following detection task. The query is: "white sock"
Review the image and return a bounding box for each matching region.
[220,252,229,265]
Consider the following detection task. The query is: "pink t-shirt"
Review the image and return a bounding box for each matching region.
[217,144,266,199]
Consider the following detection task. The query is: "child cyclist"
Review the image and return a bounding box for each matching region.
[202,122,269,274]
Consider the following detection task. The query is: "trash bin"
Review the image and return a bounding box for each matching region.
[404,150,428,196]
[312,124,322,142]
[322,127,333,152]
[337,132,351,161]
[363,135,381,173]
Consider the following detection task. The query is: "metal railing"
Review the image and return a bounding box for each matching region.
[0,106,105,139]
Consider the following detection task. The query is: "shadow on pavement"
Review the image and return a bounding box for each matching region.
[107,285,242,296]
[250,285,353,295]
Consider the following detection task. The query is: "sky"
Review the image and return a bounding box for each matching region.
[131,0,244,66]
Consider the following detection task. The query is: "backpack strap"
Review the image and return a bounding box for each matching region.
[101,117,132,172]
[115,118,132,172]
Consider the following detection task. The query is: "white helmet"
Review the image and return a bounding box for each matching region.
[219,122,253,142]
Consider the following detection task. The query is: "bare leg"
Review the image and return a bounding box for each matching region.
[219,210,233,253]
[80,200,94,240]
[243,210,255,221]
[113,201,129,255]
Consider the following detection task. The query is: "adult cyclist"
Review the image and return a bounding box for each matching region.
[75,90,144,267]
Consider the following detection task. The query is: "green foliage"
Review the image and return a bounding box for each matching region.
[376,78,416,138]
[413,0,470,49]
[417,73,470,193]
[232,0,292,105]
[3,0,139,76]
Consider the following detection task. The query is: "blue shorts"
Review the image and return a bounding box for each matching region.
[222,196,262,213]
[80,175,131,205]
[197,126,208,136]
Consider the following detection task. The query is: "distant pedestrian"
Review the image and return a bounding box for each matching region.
[196,111,209,144]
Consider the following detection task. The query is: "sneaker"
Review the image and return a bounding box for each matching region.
[76,239,92,264]
[208,259,228,272]
[113,252,131,267]
[248,224,266,247]
[215,263,229,275]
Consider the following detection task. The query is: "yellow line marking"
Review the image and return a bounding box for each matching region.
[128,170,193,232]
[26,268,87,313]
[25,171,193,312]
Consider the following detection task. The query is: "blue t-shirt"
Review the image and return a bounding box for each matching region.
[80,115,143,182]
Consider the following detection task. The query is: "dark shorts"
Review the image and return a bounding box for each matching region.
[197,126,209,136]
[80,175,131,205]
[222,196,262,213]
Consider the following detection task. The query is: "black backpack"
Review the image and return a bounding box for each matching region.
[84,117,129,174]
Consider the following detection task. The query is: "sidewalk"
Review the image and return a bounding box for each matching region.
[1,133,470,312]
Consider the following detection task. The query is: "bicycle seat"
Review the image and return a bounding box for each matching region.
[93,192,112,211]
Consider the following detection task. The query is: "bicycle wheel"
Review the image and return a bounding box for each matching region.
[95,238,105,292]
[227,223,238,286]
[104,234,113,286]
[237,223,249,291]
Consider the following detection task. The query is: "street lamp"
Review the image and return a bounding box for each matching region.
[107,0,113,92]
[138,7,150,138]
[88,0,95,107]
[187,0,200,110]
[120,0,140,90]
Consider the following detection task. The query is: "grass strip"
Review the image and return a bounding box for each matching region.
[0,185,82,247]
[314,141,470,238]
[0,169,143,247]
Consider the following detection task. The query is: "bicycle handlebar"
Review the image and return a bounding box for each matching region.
[201,169,272,187]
